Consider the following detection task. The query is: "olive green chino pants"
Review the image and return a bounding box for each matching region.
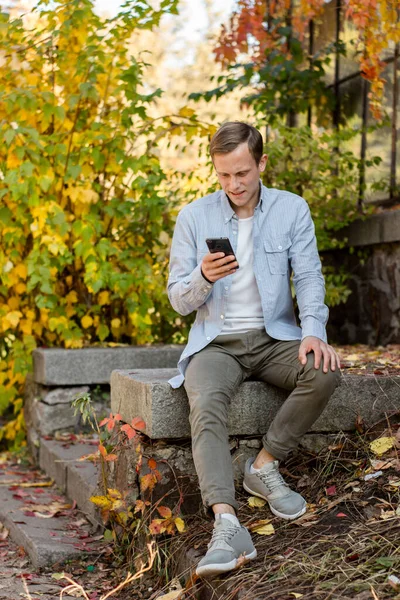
[184,329,340,512]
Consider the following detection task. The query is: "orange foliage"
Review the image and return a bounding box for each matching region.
[214,0,399,120]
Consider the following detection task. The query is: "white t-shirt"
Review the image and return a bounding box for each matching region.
[220,216,264,335]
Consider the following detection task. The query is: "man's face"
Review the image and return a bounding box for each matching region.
[213,142,267,217]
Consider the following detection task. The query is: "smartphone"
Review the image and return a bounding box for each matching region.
[206,237,238,267]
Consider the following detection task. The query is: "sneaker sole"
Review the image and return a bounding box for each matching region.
[196,549,257,578]
[243,482,307,520]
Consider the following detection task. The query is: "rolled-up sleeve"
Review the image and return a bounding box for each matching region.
[289,199,328,342]
[167,209,213,316]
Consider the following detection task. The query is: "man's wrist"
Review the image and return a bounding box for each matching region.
[201,268,213,285]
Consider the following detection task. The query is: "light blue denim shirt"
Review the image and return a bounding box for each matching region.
[167,184,328,388]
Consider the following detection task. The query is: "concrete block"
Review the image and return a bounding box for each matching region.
[67,461,100,526]
[33,345,183,386]
[39,439,69,491]
[39,438,101,525]
[111,369,400,439]
[0,466,96,569]
[344,210,400,247]
[25,380,90,436]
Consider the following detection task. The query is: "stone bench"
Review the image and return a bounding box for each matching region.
[109,368,400,513]
[33,345,183,385]
[111,368,400,439]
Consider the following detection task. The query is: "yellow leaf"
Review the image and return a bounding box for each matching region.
[107,488,122,499]
[90,495,113,509]
[81,315,93,329]
[5,311,23,328]
[290,594,304,599]
[20,320,32,335]
[7,297,20,310]
[15,282,26,294]
[174,517,185,532]
[345,354,360,361]
[178,106,195,119]
[249,519,275,536]
[111,318,121,329]
[248,496,266,508]
[14,264,27,280]
[98,291,110,306]
[370,437,395,456]
[66,291,78,304]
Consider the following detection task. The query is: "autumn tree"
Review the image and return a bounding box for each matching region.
[0,0,217,446]
[205,0,399,123]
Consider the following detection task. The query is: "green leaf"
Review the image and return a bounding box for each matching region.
[4,129,16,145]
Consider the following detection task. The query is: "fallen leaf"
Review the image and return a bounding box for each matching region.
[174,517,185,532]
[345,354,360,361]
[158,591,183,599]
[248,519,275,536]
[290,594,304,599]
[370,437,395,456]
[364,470,383,481]
[336,512,348,518]
[248,496,266,508]
[2,480,54,488]
[326,485,337,496]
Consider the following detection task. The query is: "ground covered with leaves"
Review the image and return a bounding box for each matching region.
[1,345,400,600]
[1,417,398,600]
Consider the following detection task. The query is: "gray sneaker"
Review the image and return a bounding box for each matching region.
[243,458,306,520]
[196,515,257,577]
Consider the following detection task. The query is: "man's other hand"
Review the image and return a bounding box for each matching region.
[298,336,341,373]
[201,252,238,283]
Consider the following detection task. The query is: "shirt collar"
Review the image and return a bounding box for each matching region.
[220,180,264,222]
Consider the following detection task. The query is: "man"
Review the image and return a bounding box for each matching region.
[167,122,340,577]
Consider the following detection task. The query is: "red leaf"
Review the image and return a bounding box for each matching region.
[104,454,117,462]
[121,424,136,440]
[148,458,157,470]
[131,417,145,431]
[326,485,337,496]
[98,444,107,458]
[336,512,348,518]
[157,505,172,519]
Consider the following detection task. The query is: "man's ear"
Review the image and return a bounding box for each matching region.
[259,154,268,173]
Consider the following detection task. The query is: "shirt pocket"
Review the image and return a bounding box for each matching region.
[264,236,291,275]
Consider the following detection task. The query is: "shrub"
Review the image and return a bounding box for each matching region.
[0,0,197,446]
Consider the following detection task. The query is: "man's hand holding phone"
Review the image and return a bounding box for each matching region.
[201,252,238,283]
[201,238,239,283]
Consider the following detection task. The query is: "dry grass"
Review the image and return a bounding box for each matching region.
[151,417,400,600]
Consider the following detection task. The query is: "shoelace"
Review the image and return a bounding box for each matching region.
[257,467,288,492]
[208,523,239,549]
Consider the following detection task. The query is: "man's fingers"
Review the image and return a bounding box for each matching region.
[298,345,308,365]
[202,253,238,282]
[313,346,322,369]
[321,346,330,373]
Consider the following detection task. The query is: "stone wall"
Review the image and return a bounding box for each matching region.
[323,210,400,345]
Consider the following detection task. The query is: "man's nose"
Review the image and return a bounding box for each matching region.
[230,177,240,190]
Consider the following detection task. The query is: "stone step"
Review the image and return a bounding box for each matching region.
[0,456,102,569]
[33,345,183,386]
[111,368,400,439]
[38,437,101,526]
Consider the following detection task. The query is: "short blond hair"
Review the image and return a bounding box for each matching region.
[210,122,263,164]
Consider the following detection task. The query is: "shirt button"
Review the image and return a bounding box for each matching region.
[233,231,237,235]
[207,336,211,341]
[225,286,228,291]
[278,245,282,250]
[220,314,224,319]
